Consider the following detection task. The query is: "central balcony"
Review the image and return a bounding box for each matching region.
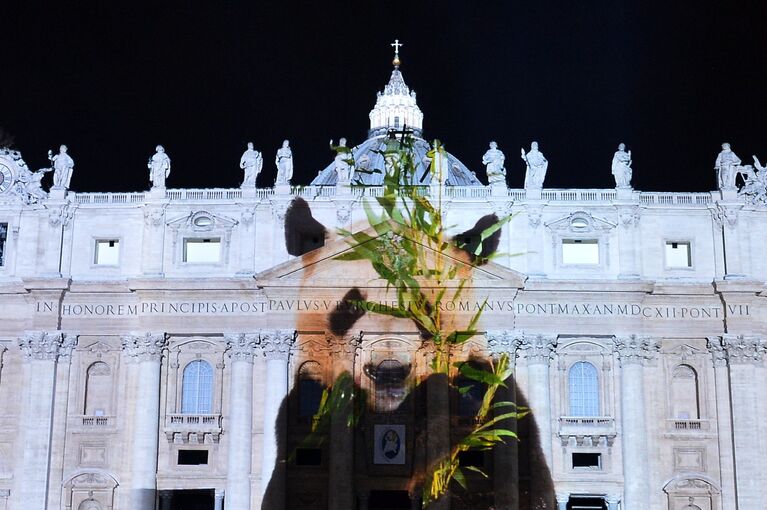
[558,416,617,447]
[164,413,222,444]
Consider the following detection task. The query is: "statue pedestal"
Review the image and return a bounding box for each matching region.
[526,188,542,200]
[48,187,67,200]
[274,184,291,196]
[616,187,634,200]
[148,187,166,199]
[719,188,739,201]
[241,187,257,199]
[336,182,352,196]
[490,182,507,197]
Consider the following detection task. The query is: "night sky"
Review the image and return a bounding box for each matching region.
[4,1,766,192]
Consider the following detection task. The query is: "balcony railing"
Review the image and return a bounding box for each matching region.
[69,415,115,429]
[164,413,222,443]
[667,419,710,432]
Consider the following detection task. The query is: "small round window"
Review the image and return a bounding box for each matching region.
[193,215,213,227]
[570,218,589,231]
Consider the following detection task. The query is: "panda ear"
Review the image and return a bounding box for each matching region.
[453,213,501,264]
[284,197,328,256]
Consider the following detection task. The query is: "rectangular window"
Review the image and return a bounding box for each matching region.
[183,238,221,263]
[572,452,602,470]
[562,239,599,265]
[178,449,208,465]
[665,241,692,268]
[94,239,120,265]
[0,223,7,267]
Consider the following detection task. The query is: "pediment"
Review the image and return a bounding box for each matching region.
[255,225,527,288]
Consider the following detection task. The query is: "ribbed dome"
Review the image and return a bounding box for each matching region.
[368,68,423,137]
[311,135,482,186]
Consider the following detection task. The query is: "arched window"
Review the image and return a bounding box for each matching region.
[671,364,699,419]
[374,359,408,412]
[84,361,112,416]
[298,361,324,419]
[456,362,485,417]
[181,360,213,414]
[568,361,599,416]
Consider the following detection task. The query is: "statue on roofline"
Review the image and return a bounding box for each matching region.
[50,144,74,190]
[148,145,171,189]
[521,141,548,190]
[275,140,293,185]
[611,143,632,189]
[715,142,741,190]
[239,142,263,188]
[330,137,354,185]
[482,141,506,185]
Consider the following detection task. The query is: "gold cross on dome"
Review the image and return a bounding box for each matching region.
[391,39,403,57]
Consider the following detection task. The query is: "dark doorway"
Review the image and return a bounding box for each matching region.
[368,490,412,510]
[168,489,214,510]
[567,495,607,510]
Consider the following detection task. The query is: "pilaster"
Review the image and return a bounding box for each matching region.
[122,332,167,510]
[706,337,736,510]
[614,335,659,510]
[616,205,640,279]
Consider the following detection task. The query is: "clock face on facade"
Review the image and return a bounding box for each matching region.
[0,163,12,194]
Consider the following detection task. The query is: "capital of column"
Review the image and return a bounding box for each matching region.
[706,337,728,367]
[519,333,557,365]
[555,492,570,504]
[214,489,225,501]
[121,332,167,362]
[721,334,767,364]
[613,335,660,366]
[260,329,296,360]
[18,331,77,361]
[225,333,259,362]
[486,330,521,356]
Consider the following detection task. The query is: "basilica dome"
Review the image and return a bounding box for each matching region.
[311,59,482,187]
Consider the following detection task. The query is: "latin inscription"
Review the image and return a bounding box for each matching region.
[34,299,752,320]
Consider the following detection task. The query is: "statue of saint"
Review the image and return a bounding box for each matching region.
[330,138,354,184]
[424,139,450,186]
[611,143,633,188]
[715,143,741,190]
[148,145,171,189]
[239,142,263,188]
[50,144,74,189]
[521,141,548,190]
[275,140,293,185]
[482,141,506,185]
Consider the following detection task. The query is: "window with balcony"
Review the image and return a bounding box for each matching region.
[0,223,7,266]
[671,364,699,419]
[297,361,324,420]
[568,361,599,416]
[181,360,213,414]
[94,239,120,265]
[84,361,112,416]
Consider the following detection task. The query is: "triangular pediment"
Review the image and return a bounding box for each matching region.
[255,224,527,288]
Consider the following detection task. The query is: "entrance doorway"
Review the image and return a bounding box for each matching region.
[567,496,607,510]
[368,490,412,510]
[162,489,214,510]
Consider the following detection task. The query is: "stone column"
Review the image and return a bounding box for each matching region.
[43,204,72,276]
[487,331,521,510]
[259,330,294,506]
[614,335,659,510]
[15,331,76,509]
[214,489,225,510]
[617,206,640,279]
[721,334,767,507]
[520,334,556,467]
[225,334,259,510]
[707,338,737,510]
[141,205,167,276]
[713,204,744,278]
[328,335,360,510]
[122,332,167,510]
[555,493,569,510]
[525,206,545,277]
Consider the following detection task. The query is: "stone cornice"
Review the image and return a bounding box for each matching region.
[121,332,167,362]
[224,333,259,362]
[721,334,766,364]
[260,329,296,360]
[613,335,660,366]
[519,333,557,365]
[18,331,77,361]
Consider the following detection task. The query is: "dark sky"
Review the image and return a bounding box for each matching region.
[4,1,766,192]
